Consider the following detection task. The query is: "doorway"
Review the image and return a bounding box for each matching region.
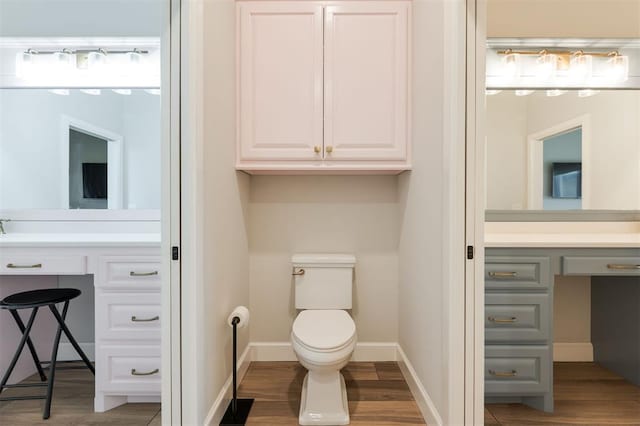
[61,116,124,210]
[527,116,590,210]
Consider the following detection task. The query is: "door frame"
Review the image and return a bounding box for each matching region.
[161,0,183,423]
[527,115,591,209]
[60,115,123,210]
[465,0,486,424]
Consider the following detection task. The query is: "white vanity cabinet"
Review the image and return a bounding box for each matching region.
[94,255,162,412]
[236,0,411,174]
[0,235,161,413]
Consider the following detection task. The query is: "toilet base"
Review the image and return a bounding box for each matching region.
[299,370,350,425]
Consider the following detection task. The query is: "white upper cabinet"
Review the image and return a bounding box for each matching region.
[324,3,409,162]
[236,1,411,174]
[237,2,324,161]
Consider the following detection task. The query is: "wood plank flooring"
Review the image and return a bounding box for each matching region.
[238,361,426,425]
[0,363,160,425]
[6,360,633,425]
[486,362,640,425]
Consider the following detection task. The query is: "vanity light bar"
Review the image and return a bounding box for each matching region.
[20,47,149,56]
[497,48,621,59]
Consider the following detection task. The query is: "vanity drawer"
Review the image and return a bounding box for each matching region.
[485,257,550,290]
[563,256,640,276]
[0,255,86,275]
[97,345,161,394]
[99,257,161,290]
[96,293,161,341]
[485,346,551,395]
[485,294,550,343]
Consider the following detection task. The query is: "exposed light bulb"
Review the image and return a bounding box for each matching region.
[126,49,142,65]
[15,50,37,79]
[501,53,521,81]
[144,88,161,95]
[546,89,567,97]
[53,49,73,67]
[536,53,557,82]
[606,54,629,83]
[485,89,502,96]
[569,53,593,84]
[48,89,70,96]
[515,90,535,96]
[578,89,599,98]
[112,89,132,95]
[81,89,102,95]
[88,49,107,72]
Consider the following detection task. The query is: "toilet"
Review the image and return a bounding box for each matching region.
[290,254,357,426]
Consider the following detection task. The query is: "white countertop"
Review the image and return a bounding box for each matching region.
[0,233,161,248]
[485,222,640,248]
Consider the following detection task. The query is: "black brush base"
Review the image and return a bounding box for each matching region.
[219,398,254,426]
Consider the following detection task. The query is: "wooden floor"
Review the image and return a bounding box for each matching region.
[485,362,640,425]
[0,364,160,425]
[238,361,426,425]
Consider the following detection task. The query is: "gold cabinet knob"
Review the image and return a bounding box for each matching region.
[314,146,321,154]
[325,146,333,154]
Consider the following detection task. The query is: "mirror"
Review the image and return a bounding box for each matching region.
[0,88,160,210]
[0,37,161,212]
[486,90,640,212]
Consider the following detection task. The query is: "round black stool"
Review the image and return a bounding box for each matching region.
[0,288,95,419]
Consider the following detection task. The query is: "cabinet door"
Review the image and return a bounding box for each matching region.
[324,2,410,161]
[238,2,324,162]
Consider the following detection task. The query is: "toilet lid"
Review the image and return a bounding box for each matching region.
[292,310,356,350]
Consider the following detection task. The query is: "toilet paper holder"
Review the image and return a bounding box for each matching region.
[220,307,253,426]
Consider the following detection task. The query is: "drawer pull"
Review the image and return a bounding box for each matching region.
[130,271,159,277]
[488,316,518,324]
[7,263,42,269]
[488,271,517,278]
[606,264,640,270]
[131,368,159,376]
[131,315,160,322]
[489,369,517,377]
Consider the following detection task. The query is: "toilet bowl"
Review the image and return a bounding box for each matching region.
[292,309,357,425]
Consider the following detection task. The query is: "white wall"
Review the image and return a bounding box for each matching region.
[197,0,251,423]
[249,176,399,343]
[554,275,591,346]
[487,0,640,38]
[0,89,161,209]
[0,0,163,37]
[485,94,528,210]
[398,0,452,422]
[486,91,640,210]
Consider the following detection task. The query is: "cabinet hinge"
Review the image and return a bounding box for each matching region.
[467,245,474,260]
[172,246,180,261]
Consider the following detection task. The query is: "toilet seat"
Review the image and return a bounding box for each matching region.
[292,310,356,352]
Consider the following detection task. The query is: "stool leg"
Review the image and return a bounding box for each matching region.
[48,303,95,375]
[0,308,39,394]
[43,302,67,420]
[9,309,47,382]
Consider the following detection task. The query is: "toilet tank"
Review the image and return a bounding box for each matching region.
[292,254,355,309]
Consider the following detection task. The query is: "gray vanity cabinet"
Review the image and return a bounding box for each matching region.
[484,255,554,413]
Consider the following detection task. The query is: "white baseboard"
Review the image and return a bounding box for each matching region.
[396,345,443,426]
[57,342,95,362]
[250,341,398,362]
[204,344,252,426]
[554,342,594,362]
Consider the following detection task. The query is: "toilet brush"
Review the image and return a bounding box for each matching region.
[220,307,253,426]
